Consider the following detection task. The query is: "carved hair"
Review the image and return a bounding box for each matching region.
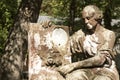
[82,5,103,20]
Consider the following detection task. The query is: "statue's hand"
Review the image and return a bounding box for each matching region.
[57,64,75,75]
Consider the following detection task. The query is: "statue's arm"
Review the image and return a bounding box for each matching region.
[57,53,106,75]
[70,30,85,53]
[72,53,106,69]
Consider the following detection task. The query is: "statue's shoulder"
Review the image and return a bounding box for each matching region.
[70,29,85,44]
[73,29,85,37]
[102,27,116,39]
[103,27,115,34]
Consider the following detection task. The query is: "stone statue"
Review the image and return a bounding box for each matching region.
[57,5,119,80]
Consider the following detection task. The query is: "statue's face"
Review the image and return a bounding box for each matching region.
[82,11,98,30]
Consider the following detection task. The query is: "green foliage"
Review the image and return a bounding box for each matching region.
[40,0,70,17]
[0,0,18,54]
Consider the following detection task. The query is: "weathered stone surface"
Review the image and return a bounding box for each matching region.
[28,23,71,80]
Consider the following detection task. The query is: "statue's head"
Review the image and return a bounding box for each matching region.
[82,5,103,30]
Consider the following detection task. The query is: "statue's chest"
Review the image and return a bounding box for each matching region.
[83,34,104,56]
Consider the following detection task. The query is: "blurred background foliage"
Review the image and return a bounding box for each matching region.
[0,0,120,54]
[0,0,19,54]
